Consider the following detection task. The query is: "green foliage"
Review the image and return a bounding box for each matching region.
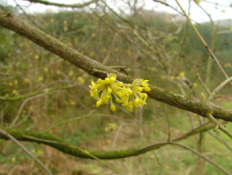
[0,6,232,175]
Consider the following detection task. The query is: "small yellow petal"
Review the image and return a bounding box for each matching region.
[116,98,122,103]
[108,87,112,93]
[129,106,133,112]
[105,78,110,83]
[127,88,132,95]
[96,100,102,107]
[138,87,143,92]
[118,82,123,86]
[141,80,149,87]
[117,92,124,98]
[144,87,151,92]
[110,104,116,111]
[109,77,116,83]
[135,98,139,104]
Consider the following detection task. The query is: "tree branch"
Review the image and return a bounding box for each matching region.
[22,0,100,8]
[0,122,218,159]
[1,10,232,121]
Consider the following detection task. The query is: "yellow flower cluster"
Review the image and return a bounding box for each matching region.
[104,123,117,132]
[89,73,151,112]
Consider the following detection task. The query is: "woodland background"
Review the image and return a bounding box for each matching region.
[0,0,232,174]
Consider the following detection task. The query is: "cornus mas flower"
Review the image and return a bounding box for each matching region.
[89,73,123,111]
[117,79,150,112]
[89,73,151,112]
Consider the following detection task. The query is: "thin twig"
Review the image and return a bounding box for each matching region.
[206,113,232,139]
[10,93,46,127]
[152,0,199,24]
[208,76,232,100]
[46,113,120,132]
[208,131,232,152]
[0,128,52,175]
[197,73,211,95]
[202,0,232,8]
[13,0,42,28]
[175,0,230,81]
[112,123,124,148]
[170,142,231,175]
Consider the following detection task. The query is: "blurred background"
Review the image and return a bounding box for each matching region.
[0,0,232,174]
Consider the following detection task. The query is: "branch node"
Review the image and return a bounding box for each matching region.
[214,124,219,131]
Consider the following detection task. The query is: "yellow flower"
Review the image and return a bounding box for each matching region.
[69,100,76,106]
[29,106,34,111]
[118,79,149,112]
[193,114,198,117]
[105,123,117,132]
[24,78,29,83]
[196,0,202,4]
[37,150,44,157]
[34,54,39,60]
[44,67,48,72]
[89,52,94,57]
[50,18,54,23]
[224,63,231,68]
[166,14,172,19]
[110,104,116,111]
[140,79,149,87]
[12,90,18,96]
[151,67,156,71]
[14,80,18,86]
[56,70,61,74]
[104,127,109,132]
[106,139,112,144]
[89,74,123,110]
[77,76,85,84]
[144,87,151,92]
[9,82,13,87]
[165,166,169,170]
[37,76,43,82]
[63,20,67,25]
[201,93,206,100]
[179,71,185,77]
[193,82,198,88]
[89,74,150,112]
[79,69,84,73]
[43,88,49,93]
[69,70,74,77]
[170,76,175,81]
[161,75,168,80]
[11,157,16,163]
[225,25,230,30]
[64,26,68,31]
